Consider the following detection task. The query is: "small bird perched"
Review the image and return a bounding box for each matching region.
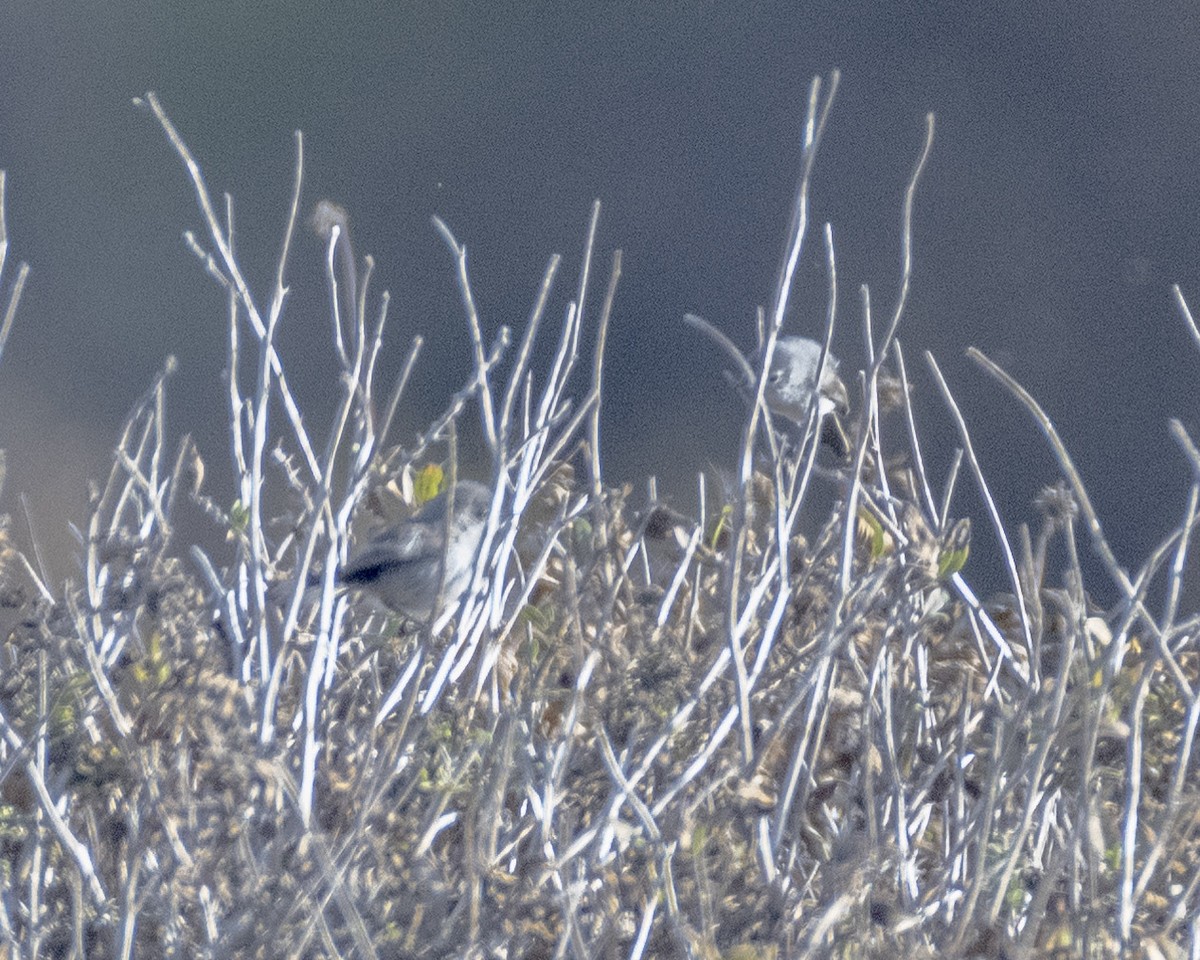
[684,313,851,456]
[763,336,850,423]
[765,336,851,458]
[337,479,492,619]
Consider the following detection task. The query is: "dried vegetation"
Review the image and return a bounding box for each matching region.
[1,74,1199,959]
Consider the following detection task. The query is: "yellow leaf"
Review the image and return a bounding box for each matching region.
[856,507,891,560]
[937,517,971,578]
[710,504,733,551]
[414,464,445,504]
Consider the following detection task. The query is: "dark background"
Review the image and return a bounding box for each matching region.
[2,1,1199,606]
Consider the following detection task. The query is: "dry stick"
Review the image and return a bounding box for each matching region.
[877,650,918,905]
[748,221,844,872]
[0,264,28,370]
[531,271,584,451]
[498,254,561,455]
[109,396,158,539]
[265,765,380,960]
[221,194,250,515]
[532,308,579,452]
[472,238,614,699]
[356,251,376,378]
[516,392,592,491]
[1171,418,1200,478]
[344,256,378,466]
[436,423,462,627]
[839,112,936,594]
[970,347,1194,690]
[771,634,849,846]
[487,496,587,670]
[293,247,377,820]
[515,323,575,491]
[377,335,424,451]
[724,73,838,768]
[276,257,391,673]
[448,276,582,702]
[252,129,305,698]
[967,347,1134,596]
[98,366,171,541]
[423,432,495,709]
[159,112,303,712]
[598,729,662,843]
[879,115,935,357]
[467,446,585,702]
[628,898,658,960]
[894,342,941,520]
[10,521,51,603]
[250,238,283,726]
[111,365,177,542]
[1162,477,1199,635]
[768,617,849,846]
[1166,421,1200,636]
[150,365,170,530]
[0,705,108,905]
[926,352,1034,675]
[0,170,7,275]
[360,283,391,431]
[1062,539,1101,919]
[84,383,167,665]
[733,70,834,523]
[1130,543,1194,697]
[0,170,29,368]
[781,223,838,533]
[858,283,898,534]
[163,431,197,526]
[1119,669,1152,943]
[1157,704,1200,931]
[947,720,1008,948]
[543,652,601,858]
[777,109,938,872]
[277,217,379,816]
[321,221,350,368]
[431,216,500,454]
[555,205,597,399]
[574,199,601,336]
[683,309,786,471]
[588,247,620,553]
[983,551,1079,930]
[397,331,510,471]
[1173,283,1200,355]
[29,653,47,956]
[138,94,322,484]
[682,312,757,386]
[771,70,840,338]
[940,448,965,531]
[481,295,583,720]
[1130,654,1200,918]
[317,242,373,491]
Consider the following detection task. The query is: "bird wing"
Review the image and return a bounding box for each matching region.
[338,521,445,585]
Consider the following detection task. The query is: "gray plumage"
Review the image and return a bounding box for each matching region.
[764,336,850,423]
[338,479,491,619]
[683,314,851,456]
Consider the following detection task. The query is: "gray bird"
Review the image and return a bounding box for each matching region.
[684,314,852,456]
[764,336,850,424]
[337,479,492,619]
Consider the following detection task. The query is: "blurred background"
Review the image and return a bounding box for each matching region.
[2,1,1199,605]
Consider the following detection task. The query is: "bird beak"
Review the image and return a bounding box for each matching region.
[821,371,851,417]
